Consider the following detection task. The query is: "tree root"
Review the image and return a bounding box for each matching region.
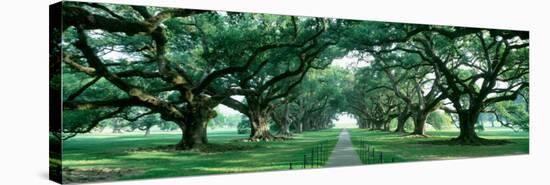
[235,134,292,142]
[393,130,408,134]
[406,133,430,138]
[448,136,512,145]
[391,130,409,136]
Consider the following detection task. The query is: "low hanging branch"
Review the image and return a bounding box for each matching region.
[71,28,186,122]
[58,107,125,141]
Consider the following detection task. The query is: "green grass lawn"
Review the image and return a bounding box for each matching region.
[62,129,340,183]
[349,128,529,164]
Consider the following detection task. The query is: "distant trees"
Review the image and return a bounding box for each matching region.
[427,111,453,130]
[369,52,446,136]
[344,66,399,131]
[209,113,241,130]
[291,67,348,133]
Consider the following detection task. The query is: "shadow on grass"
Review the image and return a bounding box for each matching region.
[125,143,262,153]
[416,138,513,146]
[60,129,342,183]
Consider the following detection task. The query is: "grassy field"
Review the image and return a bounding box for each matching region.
[349,128,529,164]
[62,129,340,183]
[60,127,528,183]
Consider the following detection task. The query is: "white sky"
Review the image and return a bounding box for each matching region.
[216,96,244,116]
[333,113,358,128]
[331,54,370,69]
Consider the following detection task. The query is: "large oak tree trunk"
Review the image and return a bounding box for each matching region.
[366,120,372,129]
[278,122,291,136]
[412,112,428,136]
[296,122,303,133]
[175,120,207,150]
[452,111,483,144]
[375,121,383,130]
[383,122,390,131]
[249,109,274,141]
[274,103,292,137]
[303,120,309,131]
[395,110,409,133]
[361,118,369,129]
[144,127,151,137]
[175,106,213,150]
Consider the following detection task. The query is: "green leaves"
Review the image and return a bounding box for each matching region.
[493,100,529,131]
[58,2,528,141]
[427,111,453,130]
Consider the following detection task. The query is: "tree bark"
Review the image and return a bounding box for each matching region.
[144,127,151,137]
[452,111,483,144]
[383,121,390,131]
[359,118,368,129]
[177,119,207,150]
[395,107,410,133]
[248,109,274,141]
[395,113,408,133]
[175,106,213,150]
[411,111,428,136]
[374,121,383,130]
[278,122,291,136]
[273,103,292,137]
[366,120,372,129]
[296,122,303,133]
[302,120,310,132]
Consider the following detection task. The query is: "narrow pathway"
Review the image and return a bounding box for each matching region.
[325,129,362,167]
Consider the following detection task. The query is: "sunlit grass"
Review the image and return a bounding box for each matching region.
[62,129,340,182]
[349,128,529,164]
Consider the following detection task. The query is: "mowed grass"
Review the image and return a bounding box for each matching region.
[62,129,340,182]
[349,128,529,164]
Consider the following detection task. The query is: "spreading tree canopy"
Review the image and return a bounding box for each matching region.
[54,2,529,149]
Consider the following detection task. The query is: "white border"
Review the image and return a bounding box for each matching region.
[1,0,548,185]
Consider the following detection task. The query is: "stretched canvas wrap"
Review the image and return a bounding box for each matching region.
[50,1,529,184]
